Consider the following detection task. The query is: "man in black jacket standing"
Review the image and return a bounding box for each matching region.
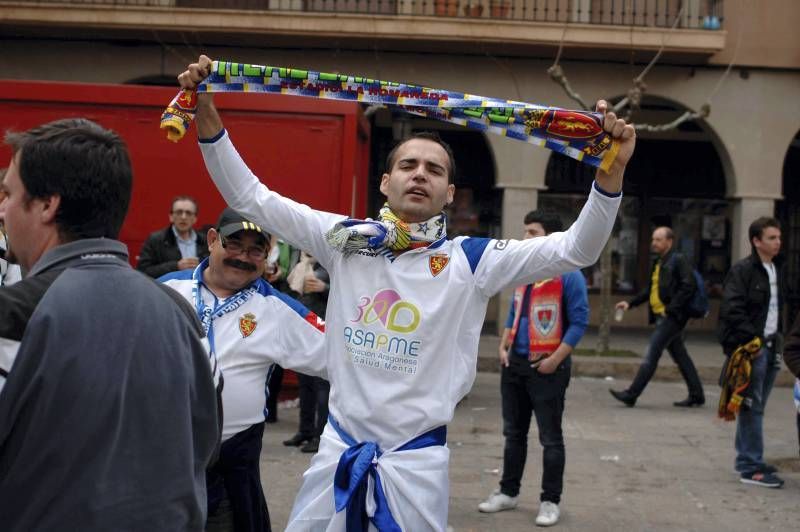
[137,195,209,278]
[718,217,784,488]
[610,226,704,407]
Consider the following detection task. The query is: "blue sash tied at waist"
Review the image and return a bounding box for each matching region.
[329,415,447,532]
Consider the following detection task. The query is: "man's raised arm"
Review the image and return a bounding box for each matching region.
[469,100,635,296]
[593,99,634,195]
[178,56,223,140]
[178,56,344,266]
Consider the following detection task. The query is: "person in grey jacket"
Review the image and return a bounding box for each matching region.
[0,118,220,530]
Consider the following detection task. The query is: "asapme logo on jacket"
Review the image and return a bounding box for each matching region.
[343,289,422,375]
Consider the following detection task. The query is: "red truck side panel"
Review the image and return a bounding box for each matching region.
[0,81,370,263]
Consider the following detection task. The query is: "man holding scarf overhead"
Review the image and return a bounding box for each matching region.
[178,55,635,531]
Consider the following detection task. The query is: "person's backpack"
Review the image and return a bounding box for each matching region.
[687,269,709,319]
[670,254,709,319]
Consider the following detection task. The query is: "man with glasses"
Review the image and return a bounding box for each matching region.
[160,207,327,532]
[137,195,209,277]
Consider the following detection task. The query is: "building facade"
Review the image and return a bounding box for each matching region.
[2,0,798,329]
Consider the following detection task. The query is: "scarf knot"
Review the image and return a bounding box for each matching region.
[325,204,446,255]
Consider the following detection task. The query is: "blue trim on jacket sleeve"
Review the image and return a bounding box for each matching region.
[254,278,273,297]
[460,237,492,274]
[562,271,589,347]
[593,180,622,198]
[263,363,276,419]
[272,288,312,319]
[157,269,194,283]
[505,296,516,329]
[198,128,227,144]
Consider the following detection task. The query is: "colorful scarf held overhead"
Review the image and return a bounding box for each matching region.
[160,60,620,172]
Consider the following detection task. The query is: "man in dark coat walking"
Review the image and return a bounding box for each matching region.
[610,226,704,407]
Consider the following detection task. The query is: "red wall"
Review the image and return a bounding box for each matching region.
[0,81,370,263]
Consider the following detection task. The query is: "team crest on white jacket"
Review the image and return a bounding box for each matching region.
[239,312,257,338]
[532,304,557,336]
[428,254,449,277]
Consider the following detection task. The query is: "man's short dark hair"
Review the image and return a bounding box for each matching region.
[171,195,198,214]
[5,118,132,241]
[385,131,456,184]
[523,210,563,235]
[749,217,780,242]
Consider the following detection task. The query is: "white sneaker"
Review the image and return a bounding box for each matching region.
[477,489,518,513]
[535,501,560,526]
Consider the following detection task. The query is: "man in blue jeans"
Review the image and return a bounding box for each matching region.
[718,217,784,488]
[610,226,705,407]
[478,211,588,527]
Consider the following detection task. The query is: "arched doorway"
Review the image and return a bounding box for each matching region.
[539,96,730,324]
[368,110,500,238]
[777,129,800,323]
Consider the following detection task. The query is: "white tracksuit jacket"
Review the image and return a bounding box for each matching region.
[200,130,621,531]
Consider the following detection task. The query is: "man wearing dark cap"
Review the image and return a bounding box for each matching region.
[160,207,328,532]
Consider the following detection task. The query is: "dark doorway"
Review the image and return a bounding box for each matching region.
[541,119,729,296]
[777,130,800,324]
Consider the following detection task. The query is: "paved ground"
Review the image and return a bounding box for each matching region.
[261,373,800,531]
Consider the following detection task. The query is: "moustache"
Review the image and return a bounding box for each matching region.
[223,258,257,272]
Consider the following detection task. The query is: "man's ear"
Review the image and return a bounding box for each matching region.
[39,194,61,224]
[445,184,455,206]
[379,173,390,197]
[207,227,219,247]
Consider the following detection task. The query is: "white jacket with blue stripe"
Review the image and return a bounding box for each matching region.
[200,129,621,530]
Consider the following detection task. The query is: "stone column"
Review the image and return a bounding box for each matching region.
[731,196,777,261]
[486,134,550,333]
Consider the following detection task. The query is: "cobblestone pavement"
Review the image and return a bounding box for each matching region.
[261,373,800,531]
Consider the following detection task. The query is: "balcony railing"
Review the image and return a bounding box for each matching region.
[7,0,725,29]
